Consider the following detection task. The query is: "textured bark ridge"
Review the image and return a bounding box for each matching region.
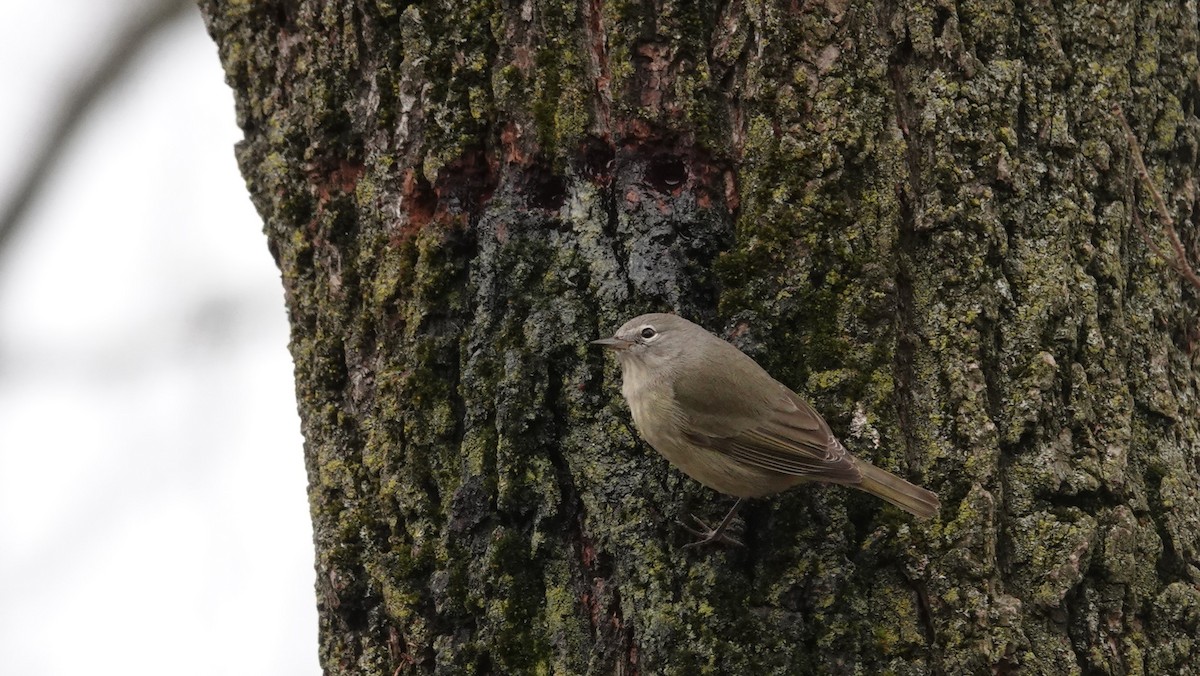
[201,1,1200,673]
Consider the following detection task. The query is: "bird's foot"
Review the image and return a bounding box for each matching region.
[678,514,742,548]
[677,499,745,549]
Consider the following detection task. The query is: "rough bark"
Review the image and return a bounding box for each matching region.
[201,0,1200,673]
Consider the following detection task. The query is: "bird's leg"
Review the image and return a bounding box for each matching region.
[679,498,744,548]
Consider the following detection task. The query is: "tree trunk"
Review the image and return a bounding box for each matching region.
[200,1,1200,673]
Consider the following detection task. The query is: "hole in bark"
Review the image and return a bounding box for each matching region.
[527,170,568,211]
[646,155,688,193]
[809,264,827,289]
[435,148,496,212]
[581,137,615,184]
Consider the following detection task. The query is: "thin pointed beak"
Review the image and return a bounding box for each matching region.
[591,337,633,351]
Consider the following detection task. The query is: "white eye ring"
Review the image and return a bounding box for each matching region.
[640,326,657,339]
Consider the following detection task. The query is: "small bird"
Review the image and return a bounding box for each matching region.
[593,313,939,547]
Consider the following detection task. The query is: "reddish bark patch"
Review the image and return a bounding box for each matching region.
[583,0,612,134]
[308,158,365,203]
[622,118,653,143]
[633,40,671,112]
[393,148,498,246]
[723,169,740,212]
[398,169,437,238]
[501,121,531,166]
[331,160,365,192]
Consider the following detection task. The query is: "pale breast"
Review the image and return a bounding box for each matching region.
[621,365,799,498]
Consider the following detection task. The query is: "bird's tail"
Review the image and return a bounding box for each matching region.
[854,461,940,519]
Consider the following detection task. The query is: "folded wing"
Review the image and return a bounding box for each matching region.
[677,376,861,484]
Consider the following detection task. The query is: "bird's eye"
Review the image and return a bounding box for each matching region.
[640,327,657,339]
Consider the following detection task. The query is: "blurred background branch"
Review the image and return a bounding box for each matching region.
[0,1,315,672]
[0,0,192,259]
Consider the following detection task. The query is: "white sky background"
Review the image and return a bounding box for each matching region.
[0,2,319,674]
